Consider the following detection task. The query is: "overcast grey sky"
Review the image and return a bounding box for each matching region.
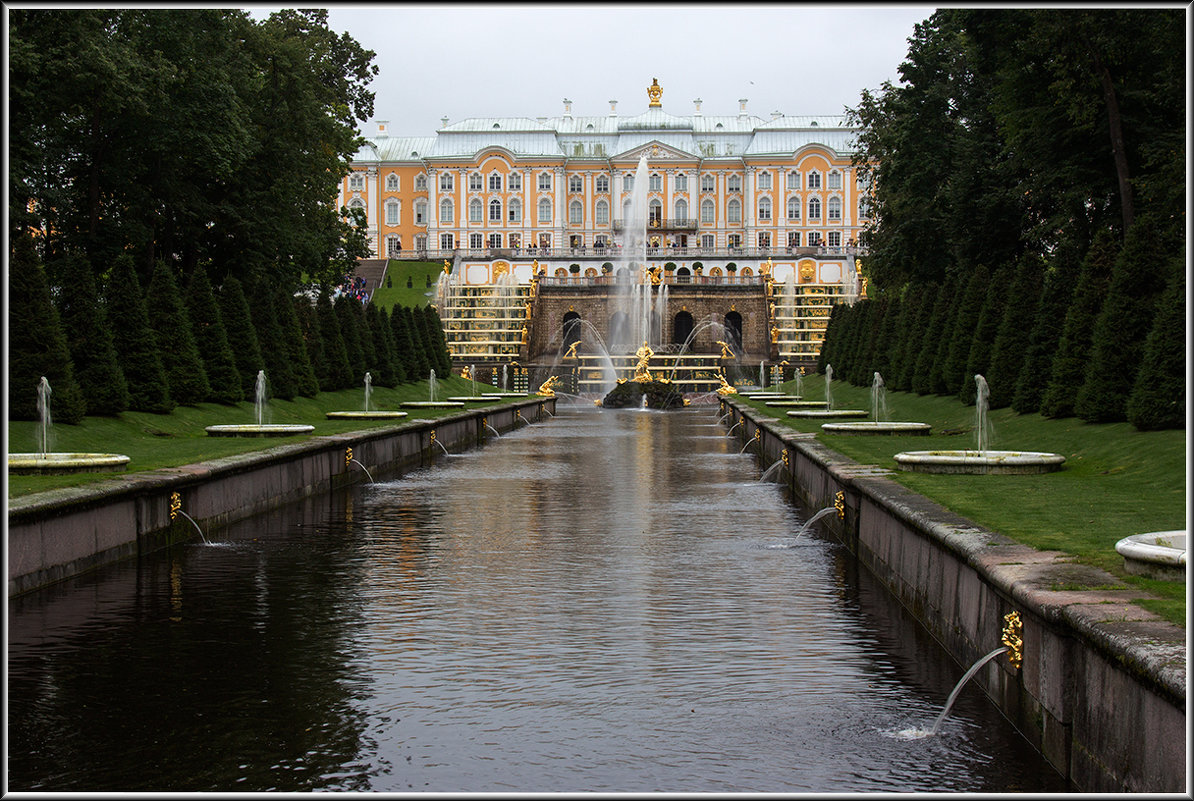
[303,4,936,136]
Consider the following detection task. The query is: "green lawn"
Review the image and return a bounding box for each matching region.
[369,260,445,310]
[738,373,1187,626]
[7,376,516,497]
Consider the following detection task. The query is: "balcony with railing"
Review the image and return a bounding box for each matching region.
[612,218,698,232]
[387,245,866,262]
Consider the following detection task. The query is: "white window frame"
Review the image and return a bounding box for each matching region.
[569,175,583,194]
[569,200,583,225]
[469,198,483,222]
[508,172,522,191]
[488,233,502,249]
[439,172,454,192]
[385,174,399,192]
[787,171,800,190]
[538,197,552,223]
[439,198,454,223]
[757,196,771,221]
[674,199,688,222]
[414,200,427,225]
[827,196,842,221]
[727,175,742,193]
[700,174,715,193]
[807,171,821,190]
[727,198,742,223]
[385,199,400,226]
[508,197,522,222]
[489,198,502,222]
[827,170,842,190]
[349,172,364,191]
[701,199,715,223]
[595,175,609,193]
[538,172,552,191]
[469,172,483,192]
[757,172,772,191]
[489,172,502,192]
[808,197,821,220]
[700,233,715,249]
[596,200,609,225]
[649,173,662,192]
[675,173,688,192]
[415,174,428,191]
[622,173,635,192]
[440,233,454,250]
[828,231,842,247]
[788,231,801,248]
[469,233,483,249]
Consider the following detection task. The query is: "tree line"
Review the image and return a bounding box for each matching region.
[819,8,1183,431]
[10,233,452,423]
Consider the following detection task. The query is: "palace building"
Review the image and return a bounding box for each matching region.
[341,80,869,385]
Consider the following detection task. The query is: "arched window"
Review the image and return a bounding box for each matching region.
[489,172,502,192]
[385,199,400,225]
[569,175,583,193]
[727,175,742,193]
[701,174,715,193]
[538,172,552,191]
[596,200,609,225]
[787,196,801,220]
[348,197,365,211]
[758,197,771,221]
[701,199,715,223]
[508,172,522,191]
[827,196,842,220]
[757,171,772,190]
[508,197,521,222]
[439,198,454,223]
[439,173,454,192]
[675,173,688,191]
[674,199,688,222]
[807,170,821,189]
[787,171,800,190]
[414,174,428,191]
[538,197,552,222]
[385,174,399,192]
[489,198,502,222]
[727,198,742,223]
[808,197,821,220]
[469,198,483,222]
[469,172,483,191]
[827,170,842,190]
[414,199,427,224]
[649,173,662,192]
[569,200,583,225]
[648,198,662,225]
[595,175,609,193]
[623,173,635,192]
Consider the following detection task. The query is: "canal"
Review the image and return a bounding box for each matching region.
[7,405,1068,792]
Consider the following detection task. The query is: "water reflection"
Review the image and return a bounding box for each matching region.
[7,407,1068,792]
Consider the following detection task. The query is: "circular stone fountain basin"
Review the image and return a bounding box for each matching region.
[766,400,824,408]
[324,411,408,420]
[893,450,1065,474]
[1115,531,1187,581]
[480,392,528,398]
[8,453,131,474]
[740,392,789,399]
[205,424,315,437]
[448,396,499,402]
[821,422,932,436]
[399,401,466,409]
[787,409,868,419]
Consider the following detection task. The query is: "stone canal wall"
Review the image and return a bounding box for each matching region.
[8,398,555,598]
[721,399,1185,793]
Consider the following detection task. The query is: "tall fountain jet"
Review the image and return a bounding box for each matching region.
[610,154,667,352]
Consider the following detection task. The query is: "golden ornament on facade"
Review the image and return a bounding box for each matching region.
[1002,611,1024,670]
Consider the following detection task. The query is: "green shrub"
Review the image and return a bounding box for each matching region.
[1012,248,1080,414]
[105,254,173,414]
[216,276,265,401]
[1126,265,1185,430]
[185,265,242,404]
[985,256,1043,409]
[334,294,367,385]
[147,260,209,406]
[276,284,319,398]
[246,272,296,401]
[53,251,129,415]
[941,265,991,396]
[316,288,353,391]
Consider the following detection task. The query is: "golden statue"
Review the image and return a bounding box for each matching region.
[520,324,528,344]
[716,340,734,360]
[633,341,655,382]
[771,325,779,344]
[647,78,662,108]
[537,375,561,397]
[715,371,737,396]
[443,259,451,274]
[650,266,662,285]
[564,340,581,359]
[760,256,773,276]
[460,365,471,380]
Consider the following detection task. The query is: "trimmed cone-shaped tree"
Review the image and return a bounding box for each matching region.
[816,303,847,375]
[913,274,960,396]
[893,282,937,392]
[105,254,173,414]
[402,305,432,380]
[185,265,242,404]
[1076,214,1176,423]
[9,234,87,423]
[246,273,297,401]
[1125,264,1185,430]
[217,277,265,401]
[423,305,453,377]
[390,304,421,382]
[293,295,325,395]
[317,288,353,391]
[984,256,1043,409]
[52,251,129,416]
[147,260,209,405]
[941,265,991,396]
[380,307,408,384]
[334,294,367,385]
[1011,249,1080,415]
[365,302,399,388]
[275,285,319,398]
[959,264,1013,406]
[1039,230,1117,418]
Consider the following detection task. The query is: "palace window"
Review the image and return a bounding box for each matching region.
[596,200,609,225]
[701,233,715,249]
[349,173,364,191]
[386,235,402,256]
[489,172,502,192]
[488,233,502,249]
[828,231,842,247]
[414,200,427,224]
[758,196,772,221]
[701,199,715,223]
[569,200,583,225]
[858,198,871,220]
[440,233,454,250]
[758,232,771,249]
[414,234,426,250]
[623,173,635,192]
[508,198,522,222]
[414,174,427,191]
[469,172,483,191]
[509,172,522,191]
[674,199,688,222]
[385,199,400,226]
[470,233,483,249]
[757,172,772,191]
[595,175,609,193]
[569,175,583,194]
[649,173,662,192]
[700,174,715,193]
[509,233,521,249]
[675,173,688,192]
[538,197,552,222]
[648,199,662,224]
[440,173,454,192]
[348,197,365,215]
[808,231,822,246]
[808,197,821,220]
[787,171,800,190]
[469,198,483,222]
[439,198,454,223]
[788,231,801,248]
[727,175,742,193]
[385,174,399,192]
[787,196,800,220]
[807,171,821,189]
[538,172,552,191]
[827,196,842,221]
[728,233,742,249]
[489,198,502,222]
[827,171,842,190]
[727,198,742,223]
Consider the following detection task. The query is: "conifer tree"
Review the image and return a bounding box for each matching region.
[334,294,367,385]
[919,275,963,395]
[317,288,353,391]
[403,305,432,380]
[185,265,242,404]
[52,251,130,415]
[147,259,209,406]
[830,302,862,383]
[1011,250,1079,414]
[984,257,1043,409]
[959,264,1013,405]
[354,302,378,380]
[816,303,847,374]
[869,296,901,383]
[9,234,88,423]
[105,253,173,413]
[1039,230,1117,418]
[276,285,319,397]
[293,294,325,394]
[217,276,265,401]
[1126,265,1185,430]
[246,273,296,401]
[941,265,991,396]
[910,278,954,395]
[893,282,937,392]
[365,302,398,387]
[380,307,408,384]
[389,303,420,383]
[423,305,453,376]
[1075,214,1176,423]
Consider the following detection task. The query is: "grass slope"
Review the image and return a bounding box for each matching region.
[369,260,445,310]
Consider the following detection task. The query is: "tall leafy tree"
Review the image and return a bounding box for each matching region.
[52,251,130,415]
[146,259,209,405]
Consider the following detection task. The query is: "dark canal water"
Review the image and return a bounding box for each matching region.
[7,406,1069,792]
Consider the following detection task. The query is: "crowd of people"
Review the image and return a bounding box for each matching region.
[332,274,370,304]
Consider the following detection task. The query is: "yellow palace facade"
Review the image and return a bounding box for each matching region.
[339,81,869,284]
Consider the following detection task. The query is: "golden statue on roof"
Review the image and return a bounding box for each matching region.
[648,78,662,108]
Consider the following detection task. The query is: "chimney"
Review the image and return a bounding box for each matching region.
[609,99,618,116]
[377,120,389,136]
[693,98,702,116]
[771,110,782,120]
[738,98,749,118]
[440,116,449,128]
[563,98,572,117]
